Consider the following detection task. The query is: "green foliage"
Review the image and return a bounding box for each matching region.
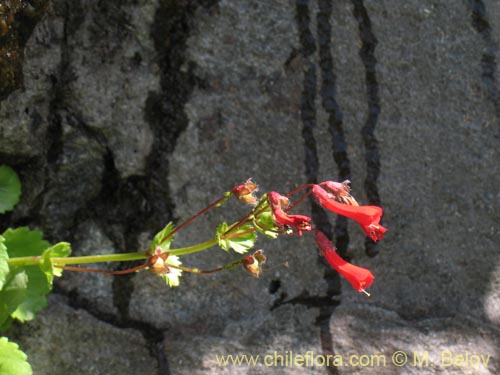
[2,228,51,322]
[254,210,279,239]
[0,270,28,330]
[41,242,71,281]
[1,233,71,325]
[0,165,21,214]
[216,222,256,254]
[0,235,8,290]
[0,337,32,375]
[0,167,72,372]
[150,222,175,252]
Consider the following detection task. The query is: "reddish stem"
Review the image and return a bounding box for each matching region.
[167,263,225,274]
[286,189,313,212]
[285,183,314,197]
[253,219,279,234]
[161,193,230,244]
[222,197,268,237]
[167,258,243,274]
[55,262,150,275]
[226,227,255,239]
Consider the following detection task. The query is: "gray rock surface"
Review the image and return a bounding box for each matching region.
[62,0,157,178]
[329,303,500,374]
[59,220,117,315]
[10,294,158,375]
[1,0,499,374]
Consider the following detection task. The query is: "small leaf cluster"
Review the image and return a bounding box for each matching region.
[0,228,71,327]
[0,165,71,375]
[216,222,256,254]
[149,192,280,288]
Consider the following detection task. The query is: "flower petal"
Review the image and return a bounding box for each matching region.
[320,180,359,206]
[315,231,374,293]
[268,192,312,235]
[313,185,387,241]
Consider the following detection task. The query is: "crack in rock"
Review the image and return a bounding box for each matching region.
[351,0,382,257]
[469,0,500,126]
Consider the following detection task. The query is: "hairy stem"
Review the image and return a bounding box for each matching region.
[160,192,232,245]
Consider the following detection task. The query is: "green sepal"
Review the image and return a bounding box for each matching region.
[216,222,256,254]
[0,165,22,214]
[254,210,279,239]
[41,242,72,281]
[0,337,32,375]
[150,222,175,253]
[2,227,50,322]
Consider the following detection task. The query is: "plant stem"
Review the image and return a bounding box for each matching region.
[168,238,218,256]
[160,192,231,245]
[168,258,243,274]
[287,189,313,211]
[6,199,271,269]
[6,238,219,268]
[6,251,150,267]
[55,263,149,274]
[222,196,268,237]
[286,183,314,197]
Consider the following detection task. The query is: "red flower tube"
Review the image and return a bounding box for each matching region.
[268,191,312,236]
[312,185,387,241]
[315,230,374,294]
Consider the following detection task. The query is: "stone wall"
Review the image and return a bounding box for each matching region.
[1,0,499,374]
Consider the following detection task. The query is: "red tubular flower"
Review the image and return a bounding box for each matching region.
[315,230,374,294]
[268,191,312,236]
[312,185,387,242]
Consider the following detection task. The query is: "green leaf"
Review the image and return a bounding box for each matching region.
[0,270,28,330]
[0,165,22,214]
[0,235,8,290]
[216,222,230,252]
[254,211,279,239]
[1,227,50,259]
[2,228,50,322]
[0,337,32,375]
[216,222,256,254]
[41,242,72,281]
[150,222,175,253]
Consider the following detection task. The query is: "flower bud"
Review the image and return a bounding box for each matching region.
[242,249,267,277]
[148,247,183,287]
[253,249,266,264]
[149,248,170,274]
[232,178,259,205]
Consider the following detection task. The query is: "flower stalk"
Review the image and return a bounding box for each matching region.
[5,178,387,294]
